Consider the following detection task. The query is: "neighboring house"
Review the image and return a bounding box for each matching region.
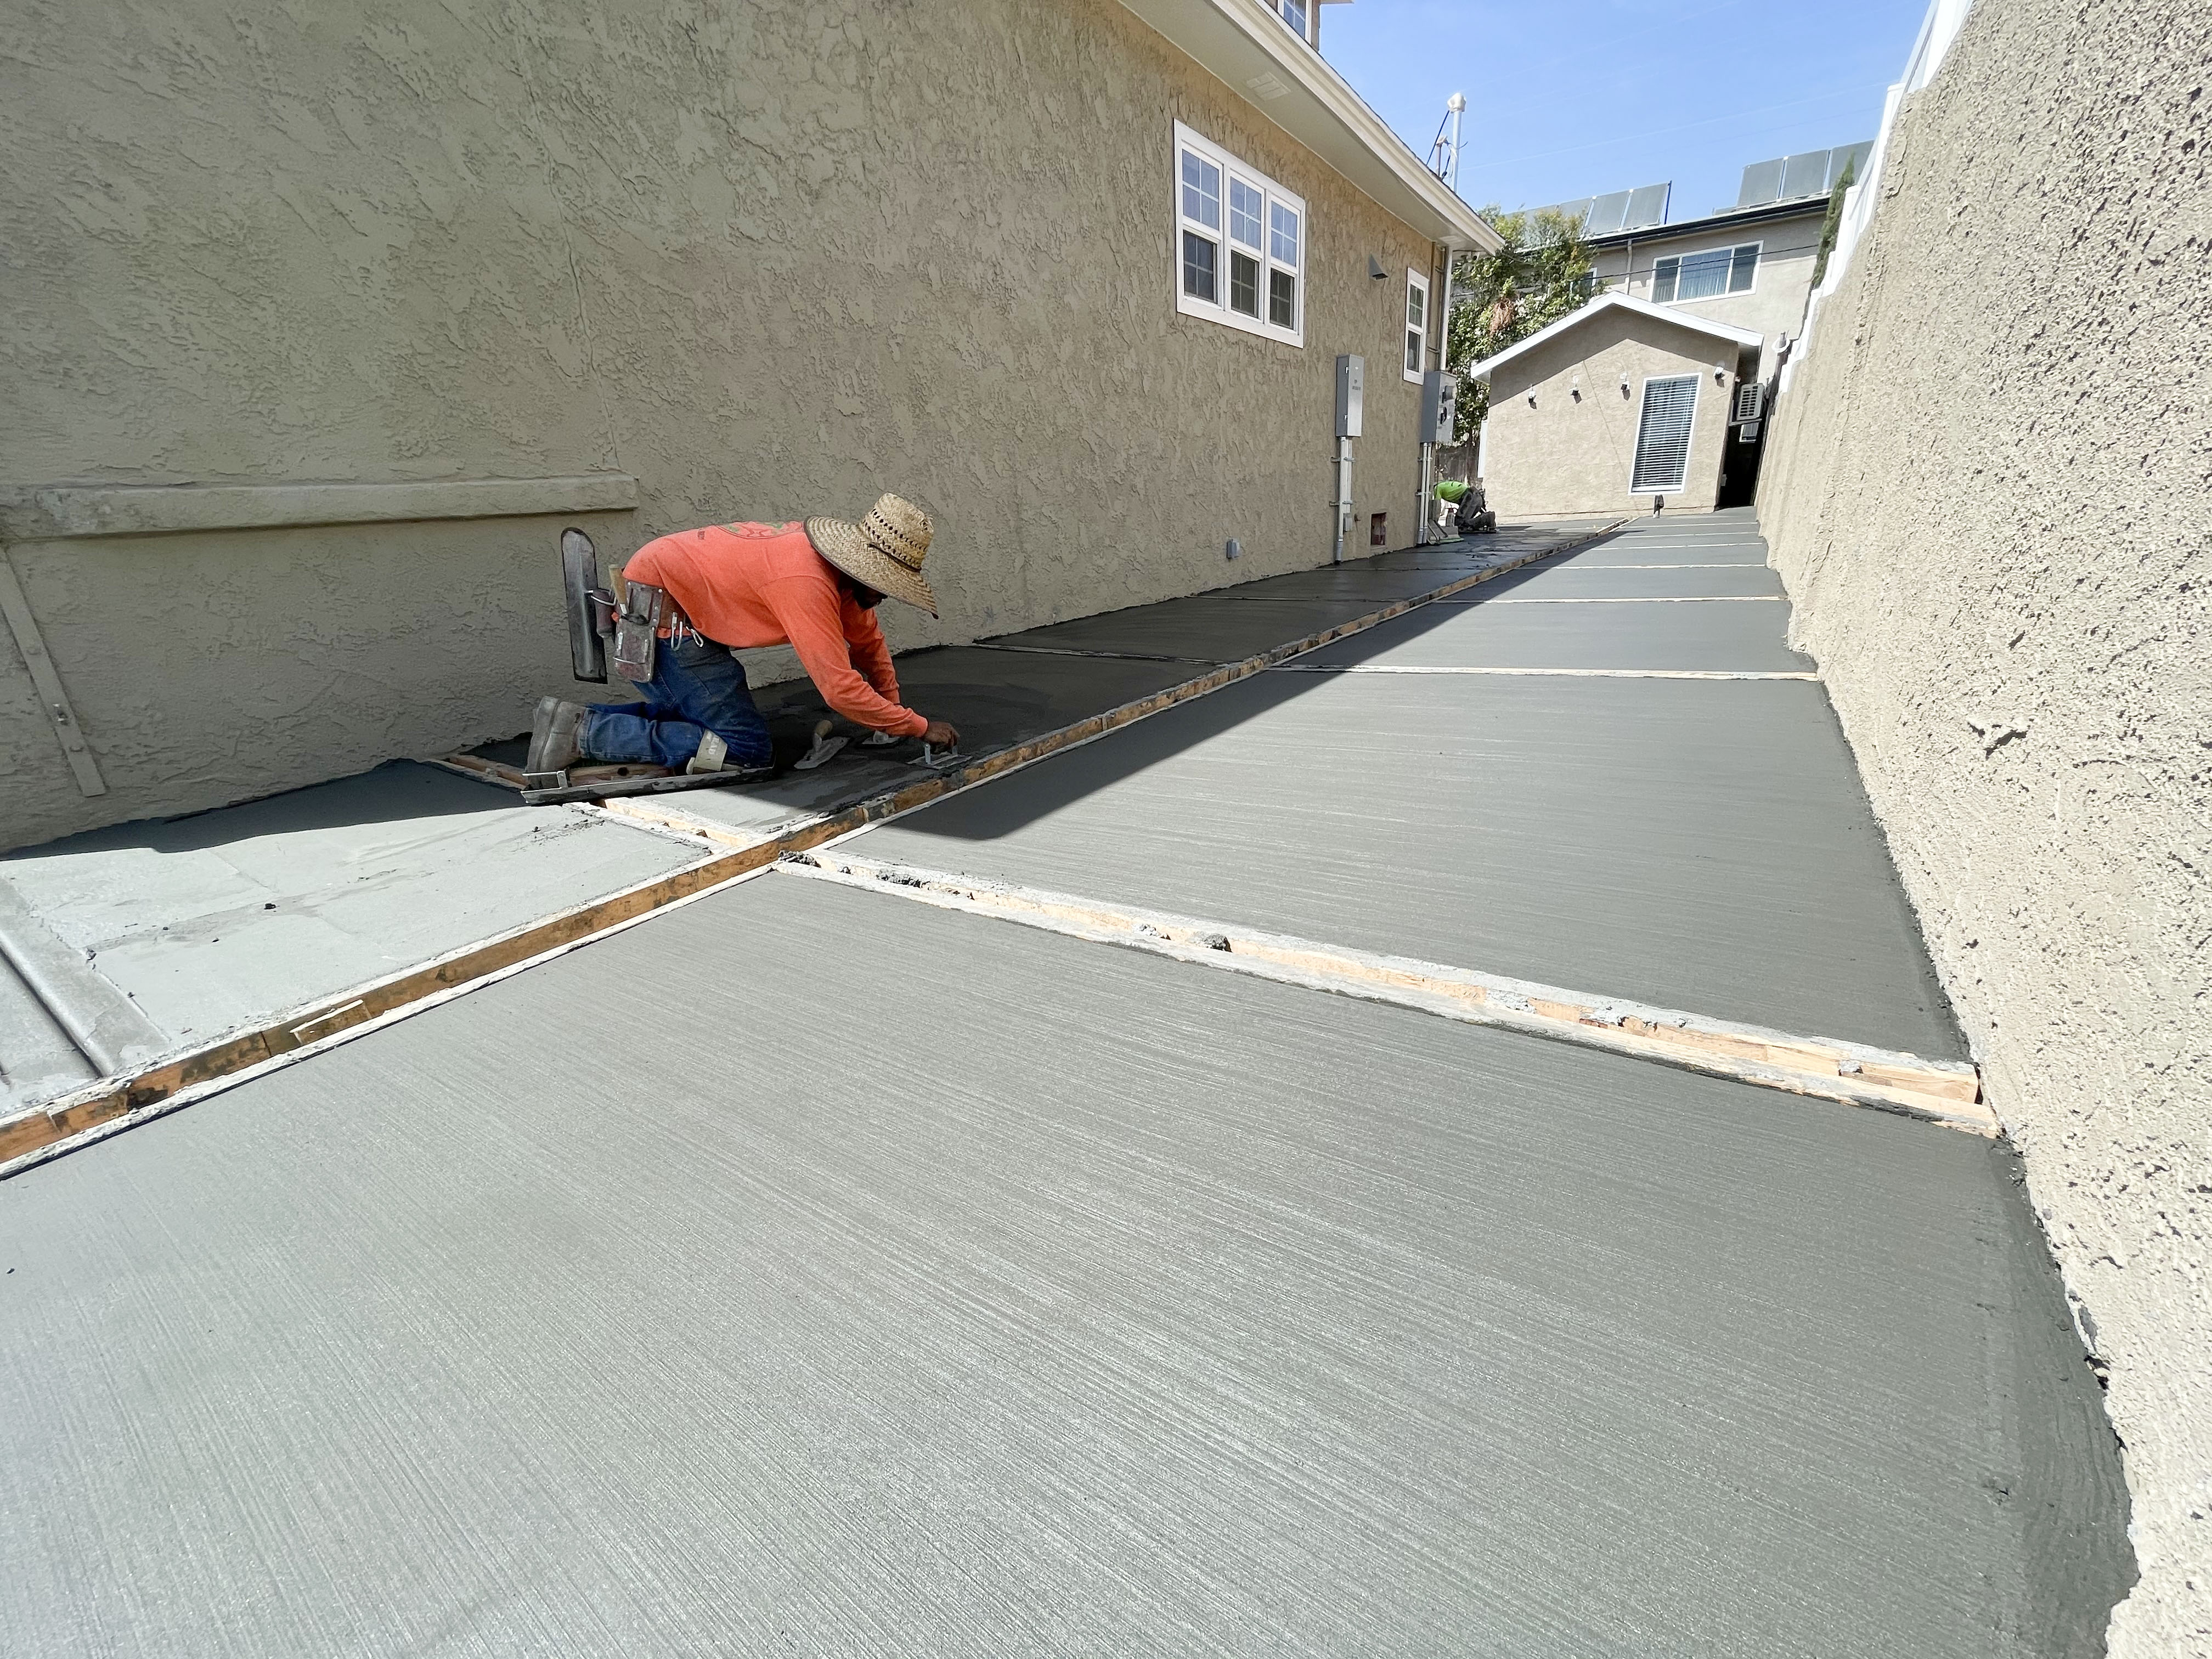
[1471,142,1867,518]
[0,0,1493,849]
[1468,295,1762,520]
[1584,142,1871,378]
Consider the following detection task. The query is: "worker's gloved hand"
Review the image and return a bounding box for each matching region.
[922,719,960,749]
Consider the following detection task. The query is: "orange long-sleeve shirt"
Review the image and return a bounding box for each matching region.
[621,522,928,738]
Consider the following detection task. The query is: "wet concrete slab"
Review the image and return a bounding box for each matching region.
[0,762,698,1056]
[980,596,1387,661]
[862,670,1957,1057]
[654,647,1205,835]
[1296,595,1818,673]
[1459,560,1788,600]
[0,873,2129,1658]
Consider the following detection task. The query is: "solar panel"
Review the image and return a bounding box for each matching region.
[1624,183,1672,230]
[1780,150,1831,199]
[1736,158,1786,207]
[1827,140,1873,189]
[1527,183,1670,235]
[1584,190,1632,235]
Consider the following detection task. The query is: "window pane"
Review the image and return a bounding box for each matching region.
[1268,267,1296,328]
[1229,250,1260,317]
[1269,202,1299,267]
[1228,179,1263,249]
[1652,256,1678,303]
[1729,244,1759,292]
[1181,151,1220,230]
[1408,284,1425,329]
[1182,230,1217,302]
[1675,248,1732,301]
[1278,0,1307,33]
[1407,329,1422,374]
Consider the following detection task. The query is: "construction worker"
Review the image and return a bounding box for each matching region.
[527,494,957,776]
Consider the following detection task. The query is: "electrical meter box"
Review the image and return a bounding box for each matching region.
[1334,354,1364,438]
[1421,369,1458,444]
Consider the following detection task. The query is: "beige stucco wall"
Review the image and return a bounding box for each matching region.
[1480,309,1744,519]
[0,0,1437,850]
[1589,208,1823,372]
[1757,1,2209,1650]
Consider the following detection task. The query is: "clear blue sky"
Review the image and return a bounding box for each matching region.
[1322,0,1929,223]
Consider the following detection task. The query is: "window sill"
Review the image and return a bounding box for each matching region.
[1175,292,1302,348]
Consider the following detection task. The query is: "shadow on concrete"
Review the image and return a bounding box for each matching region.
[4,761,520,864]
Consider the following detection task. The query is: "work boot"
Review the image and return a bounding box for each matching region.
[526,697,588,773]
[685,731,730,775]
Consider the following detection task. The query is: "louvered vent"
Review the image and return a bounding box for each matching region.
[1631,376,1700,493]
[1734,382,1764,422]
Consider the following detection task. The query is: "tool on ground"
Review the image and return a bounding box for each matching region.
[861,730,902,747]
[793,719,848,771]
[915,743,964,770]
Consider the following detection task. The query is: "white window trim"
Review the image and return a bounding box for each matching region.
[1628,373,1700,495]
[1403,267,1430,383]
[1652,241,1763,304]
[1172,120,1305,348]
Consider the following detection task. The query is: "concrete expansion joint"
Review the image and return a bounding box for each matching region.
[781,849,1993,1134]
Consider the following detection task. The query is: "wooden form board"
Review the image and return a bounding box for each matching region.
[782,850,1994,1135]
[0,523,1626,1180]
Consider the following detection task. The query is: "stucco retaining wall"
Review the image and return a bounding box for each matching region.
[1481,309,1742,518]
[1756,1,2209,1650]
[0,0,1435,849]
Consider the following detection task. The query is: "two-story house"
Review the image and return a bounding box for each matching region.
[1470,144,1869,520]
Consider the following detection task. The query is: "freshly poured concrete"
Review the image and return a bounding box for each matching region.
[0,762,696,1053]
[1297,597,1818,673]
[981,595,1386,661]
[1458,560,1787,600]
[0,874,2130,1657]
[863,671,1959,1056]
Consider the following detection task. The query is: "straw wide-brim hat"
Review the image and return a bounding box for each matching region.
[806,494,938,617]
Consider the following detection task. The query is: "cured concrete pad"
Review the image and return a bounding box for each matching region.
[0,762,696,1053]
[0,875,2129,1657]
[1296,596,1818,673]
[864,671,1959,1057]
[982,595,1385,661]
[1463,560,1787,600]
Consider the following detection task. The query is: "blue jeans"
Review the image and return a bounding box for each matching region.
[580,635,775,770]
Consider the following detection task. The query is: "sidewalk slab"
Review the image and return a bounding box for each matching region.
[1297,598,1816,673]
[0,873,2128,1658]
[1463,561,1787,600]
[0,761,697,1056]
[861,669,1957,1058]
[978,595,1386,661]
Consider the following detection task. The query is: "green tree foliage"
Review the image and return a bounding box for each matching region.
[1809,158,1858,290]
[1444,207,1597,441]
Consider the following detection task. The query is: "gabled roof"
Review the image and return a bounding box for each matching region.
[1466,294,1763,380]
[1115,0,1503,252]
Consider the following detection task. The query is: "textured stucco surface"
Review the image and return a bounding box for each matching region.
[1481,309,1747,519]
[0,0,1437,850]
[1755,2,2209,1650]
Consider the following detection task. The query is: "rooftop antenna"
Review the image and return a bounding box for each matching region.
[1426,92,1466,190]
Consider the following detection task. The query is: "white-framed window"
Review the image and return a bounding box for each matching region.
[1652,242,1759,303]
[1273,0,1308,37]
[1630,374,1700,493]
[1175,121,1305,347]
[1403,269,1430,381]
